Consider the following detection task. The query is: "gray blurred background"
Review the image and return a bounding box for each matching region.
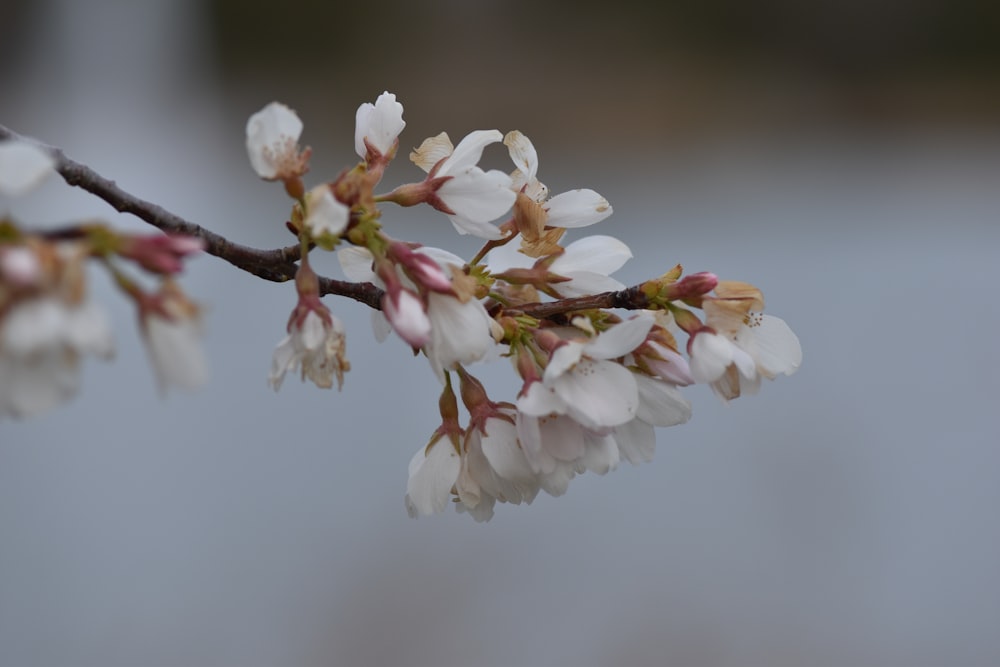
[2,0,999,665]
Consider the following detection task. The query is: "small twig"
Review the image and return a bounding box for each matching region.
[514,285,650,319]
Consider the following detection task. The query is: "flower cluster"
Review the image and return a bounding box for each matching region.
[1,140,207,418]
[243,92,803,521]
[0,91,801,522]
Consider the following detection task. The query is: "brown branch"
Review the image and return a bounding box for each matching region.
[0,123,383,310]
[0,123,657,321]
[512,285,650,320]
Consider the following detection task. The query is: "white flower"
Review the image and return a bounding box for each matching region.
[487,234,632,298]
[514,412,619,495]
[410,130,515,239]
[303,185,349,238]
[269,309,349,391]
[354,91,406,159]
[0,296,114,419]
[456,411,541,522]
[691,282,802,401]
[689,329,759,400]
[141,282,208,392]
[245,102,308,181]
[338,245,495,376]
[424,292,495,382]
[405,437,461,517]
[0,140,56,196]
[517,314,654,431]
[504,131,613,228]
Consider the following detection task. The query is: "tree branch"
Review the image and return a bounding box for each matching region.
[0,123,653,321]
[0,123,383,309]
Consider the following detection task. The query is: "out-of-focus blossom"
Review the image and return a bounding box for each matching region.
[303,184,350,238]
[0,244,113,418]
[140,280,208,392]
[0,140,56,196]
[245,102,310,181]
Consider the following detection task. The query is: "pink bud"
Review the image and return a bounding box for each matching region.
[665,272,718,300]
[121,234,204,275]
[382,286,431,348]
[388,242,453,294]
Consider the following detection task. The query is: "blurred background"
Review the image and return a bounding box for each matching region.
[2,0,999,665]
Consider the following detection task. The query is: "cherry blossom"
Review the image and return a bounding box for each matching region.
[269,309,349,391]
[139,281,208,392]
[245,102,309,181]
[487,234,632,298]
[302,184,350,238]
[354,91,405,161]
[518,314,655,432]
[410,130,516,239]
[0,140,56,196]
[0,259,114,419]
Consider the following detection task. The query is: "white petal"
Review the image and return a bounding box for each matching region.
[584,314,654,360]
[405,439,461,517]
[447,216,505,240]
[544,189,612,228]
[145,315,208,391]
[503,130,538,181]
[268,335,296,390]
[481,422,535,484]
[552,235,632,276]
[544,342,585,381]
[298,310,328,351]
[438,168,515,223]
[556,359,639,429]
[305,187,349,237]
[517,380,569,418]
[425,294,494,381]
[539,414,586,462]
[371,311,392,342]
[337,246,377,282]
[580,431,619,474]
[689,332,735,384]
[438,129,503,176]
[413,246,465,271]
[64,300,115,359]
[634,374,691,427]
[2,350,77,418]
[551,272,625,298]
[0,141,56,196]
[483,240,531,273]
[409,132,454,173]
[2,299,65,354]
[355,91,405,157]
[614,419,657,465]
[751,314,802,377]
